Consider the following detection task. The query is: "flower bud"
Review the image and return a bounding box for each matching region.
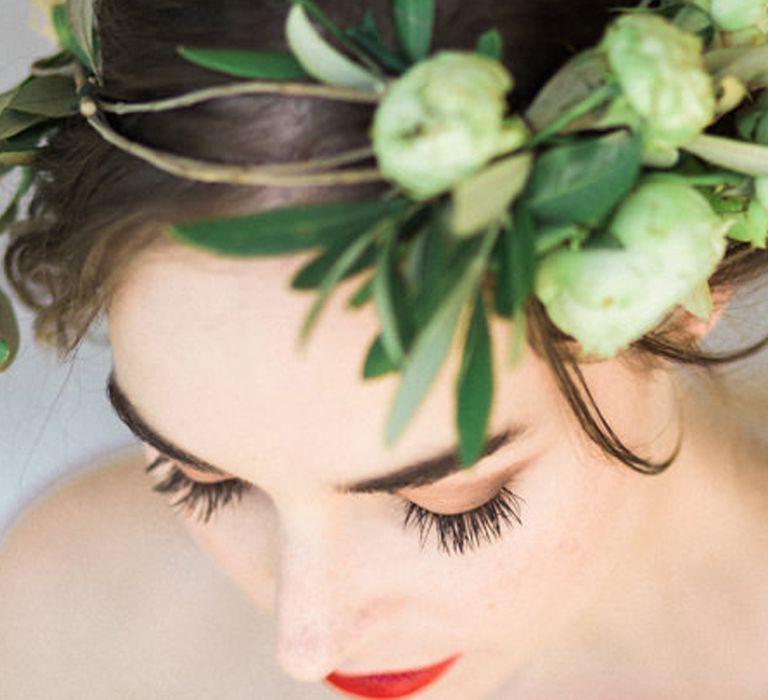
[535,179,730,357]
[692,0,768,31]
[371,51,524,200]
[601,15,715,152]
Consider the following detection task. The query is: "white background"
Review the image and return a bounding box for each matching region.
[0,0,133,540]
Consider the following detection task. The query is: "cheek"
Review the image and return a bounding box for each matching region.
[469,448,648,634]
[180,489,279,613]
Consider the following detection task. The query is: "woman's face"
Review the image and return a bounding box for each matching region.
[107,241,679,699]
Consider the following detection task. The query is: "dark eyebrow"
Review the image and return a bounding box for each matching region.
[106,371,527,495]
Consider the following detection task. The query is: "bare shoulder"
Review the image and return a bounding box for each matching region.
[0,452,332,699]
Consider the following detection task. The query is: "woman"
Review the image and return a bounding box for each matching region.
[1,0,767,697]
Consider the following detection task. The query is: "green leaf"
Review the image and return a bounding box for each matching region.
[31,50,75,72]
[386,226,499,445]
[0,288,20,372]
[373,227,411,366]
[0,89,18,115]
[0,148,39,166]
[291,234,376,289]
[344,10,410,74]
[451,153,533,237]
[66,0,99,74]
[0,111,50,141]
[285,3,384,91]
[456,290,493,466]
[533,223,589,256]
[683,134,768,177]
[526,49,609,132]
[300,218,391,344]
[348,274,375,307]
[393,0,436,64]
[526,131,643,227]
[9,76,78,118]
[363,335,398,378]
[3,121,51,149]
[171,197,407,257]
[177,47,310,80]
[52,4,90,69]
[475,29,503,60]
[494,207,535,317]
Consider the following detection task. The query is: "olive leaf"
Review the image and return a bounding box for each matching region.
[393,0,436,64]
[177,47,310,80]
[526,130,643,226]
[0,111,50,142]
[291,233,376,289]
[66,0,100,75]
[0,148,39,167]
[363,334,397,378]
[526,49,609,132]
[52,4,90,69]
[294,0,386,76]
[286,3,385,92]
[456,289,493,467]
[373,226,412,366]
[348,274,375,308]
[386,225,499,445]
[0,89,18,115]
[9,76,78,118]
[31,51,75,72]
[0,289,19,372]
[299,217,392,344]
[494,207,535,317]
[684,134,768,177]
[450,153,533,237]
[344,9,410,74]
[171,197,407,257]
[706,46,768,87]
[475,29,503,60]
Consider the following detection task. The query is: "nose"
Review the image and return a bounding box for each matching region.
[271,510,348,682]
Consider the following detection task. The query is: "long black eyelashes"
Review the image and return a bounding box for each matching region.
[146,457,525,554]
[146,456,249,524]
[402,487,524,556]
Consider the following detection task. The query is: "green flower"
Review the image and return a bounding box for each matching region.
[371,51,526,201]
[600,15,715,153]
[692,0,768,31]
[535,179,731,357]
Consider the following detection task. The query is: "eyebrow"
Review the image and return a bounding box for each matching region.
[106,371,527,495]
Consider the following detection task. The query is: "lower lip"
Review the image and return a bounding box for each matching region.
[324,654,460,699]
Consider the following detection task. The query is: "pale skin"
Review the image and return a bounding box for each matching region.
[2,237,768,698]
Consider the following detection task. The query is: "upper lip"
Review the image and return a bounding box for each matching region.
[331,655,458,677]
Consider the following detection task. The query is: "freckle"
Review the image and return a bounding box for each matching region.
[558,538,580,555]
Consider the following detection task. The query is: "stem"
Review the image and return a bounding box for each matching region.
[95,80,381,115]
[83,110,385,187]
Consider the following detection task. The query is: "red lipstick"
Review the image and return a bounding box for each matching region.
[324,654,460,698]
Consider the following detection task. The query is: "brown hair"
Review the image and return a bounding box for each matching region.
[4,0,768,473]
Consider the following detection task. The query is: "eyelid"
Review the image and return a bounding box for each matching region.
[162,456,239,484]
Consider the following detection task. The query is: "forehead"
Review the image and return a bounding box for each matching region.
[107,242,555,490]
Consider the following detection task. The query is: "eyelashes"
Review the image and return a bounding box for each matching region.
[402,487,523,556]
[146,456,525,555]
[146,456,250,524]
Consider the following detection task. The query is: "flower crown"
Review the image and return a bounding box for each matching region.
[2,0,768,466]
